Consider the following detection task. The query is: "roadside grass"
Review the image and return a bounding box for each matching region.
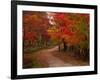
[24,44,58,53]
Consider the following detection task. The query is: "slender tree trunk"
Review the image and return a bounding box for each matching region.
[58,42,61,52]
[62,38,67,51]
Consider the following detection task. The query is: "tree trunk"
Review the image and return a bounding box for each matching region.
[58,42,61,52]
[62,38,67,51]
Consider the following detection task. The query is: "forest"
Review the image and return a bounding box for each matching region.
[23,11,90,68]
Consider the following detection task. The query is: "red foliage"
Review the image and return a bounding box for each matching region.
[60,26,73,36]
[24,31,37,42]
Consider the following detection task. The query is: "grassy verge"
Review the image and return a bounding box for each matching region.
[24,44,58,53]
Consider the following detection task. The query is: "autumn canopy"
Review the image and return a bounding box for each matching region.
[23,11,89,54]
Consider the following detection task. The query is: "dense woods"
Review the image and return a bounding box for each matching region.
[23,11,90,68]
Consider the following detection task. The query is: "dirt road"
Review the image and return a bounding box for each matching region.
[23,46,89,68]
